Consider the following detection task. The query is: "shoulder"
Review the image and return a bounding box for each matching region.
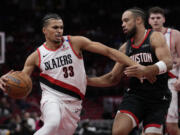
[29,50,39,60]
[151,31,164,37]
[68,35,91,45]
[171,28,180,38]
[171,28,180,34]
[28,50,39,61]
[24,50,39,67]
[69,35,91,42]
[33,50,39,66]
[170,29,180,46]
[150,31,166,48]
[150,31,165,42]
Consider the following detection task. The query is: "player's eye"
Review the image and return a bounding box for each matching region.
[52,26,59,29]
[151,17,154,20]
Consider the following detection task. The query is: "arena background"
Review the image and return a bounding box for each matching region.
[0,0,180,135]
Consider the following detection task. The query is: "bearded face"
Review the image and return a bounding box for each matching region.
[125,25,137,39]
[122,11,137,39]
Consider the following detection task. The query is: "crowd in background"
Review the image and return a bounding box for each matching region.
[0,0,180,134]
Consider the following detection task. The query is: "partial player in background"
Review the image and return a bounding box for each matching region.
[88,8,172,135]
[0,13,145,135]
[148,6,180,135]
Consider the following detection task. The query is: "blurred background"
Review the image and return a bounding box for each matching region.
[0,0,180,135]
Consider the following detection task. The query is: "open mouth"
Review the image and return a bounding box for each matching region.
[55,35,61,38]
[123,29,128,33]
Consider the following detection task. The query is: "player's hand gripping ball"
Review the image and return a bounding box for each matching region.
[5,71,32,99]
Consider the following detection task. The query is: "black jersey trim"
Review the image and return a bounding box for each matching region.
[40,76,82,100]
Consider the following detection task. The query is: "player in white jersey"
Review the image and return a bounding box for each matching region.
[149,7,180,135]
[0,13,151,135]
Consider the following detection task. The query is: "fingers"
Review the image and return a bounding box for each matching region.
[124,70,143,78]
[124,71,138,77]
[139,77,144,83]
[124,66,139,77]
[0,77,8,85]
[0,85,7,92]
[147,76,157,84]
[174,82,180,91]
[2,70,14,78]
[124,65,145,78]
[0,78,8,92]
[0,71,11,92]
[9,70,14,73]
[6,70,14,75]
[125,65,157,84]
[0,70,14,93]
[138,76,156,84]
[174,63,180,68]
[124,70,138,75]
[173,58,180,67]
[174,85,180,91]
[124,65,138,72]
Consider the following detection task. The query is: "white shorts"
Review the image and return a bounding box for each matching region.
[166,78,179,123]
[40,90,82,135]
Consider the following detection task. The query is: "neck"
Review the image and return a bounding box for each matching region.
[133,26,146,45]
[154,27,166,34]
[45,40,62,50]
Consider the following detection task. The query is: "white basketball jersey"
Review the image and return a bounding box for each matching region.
[37,36,87,100]
[164,28,178,78]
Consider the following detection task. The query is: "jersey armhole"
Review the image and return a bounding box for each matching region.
[37,48,41,68]
[67,35,83,59]
[170,29,172,51]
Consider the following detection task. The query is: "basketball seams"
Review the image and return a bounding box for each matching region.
[16,72,32,96]
[7,82,25,88]
[6,71,32,99]
[17,73,30,90]
[6,75,26,88]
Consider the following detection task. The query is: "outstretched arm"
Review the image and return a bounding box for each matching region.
[70,36,137,66]
[87,43,127,87]
[87,63,126,87]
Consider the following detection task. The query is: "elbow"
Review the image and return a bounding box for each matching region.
[109,75,121,86]
[106,48,112,58]
[111,81,119,86]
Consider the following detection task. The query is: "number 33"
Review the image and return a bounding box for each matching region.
[63,66,74,78]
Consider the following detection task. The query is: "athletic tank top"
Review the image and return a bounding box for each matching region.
[37,36,87,100]
[125,29,170,99]
[164,28,179,78]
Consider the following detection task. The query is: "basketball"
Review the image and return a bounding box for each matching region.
[5,71,32,99]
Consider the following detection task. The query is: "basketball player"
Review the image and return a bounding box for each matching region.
[148,6,180,135]
[88,8,172,135]
[0,13,150,135]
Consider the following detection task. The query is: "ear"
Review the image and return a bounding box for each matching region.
[42,27,46,34]
[162,17,165,24]
[148,17,151,25]
[136,16,142,24]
